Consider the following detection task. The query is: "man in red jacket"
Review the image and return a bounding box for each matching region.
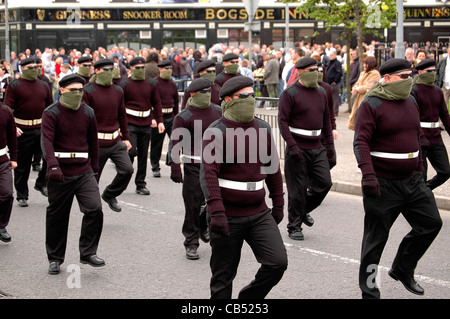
[41,74,105,275]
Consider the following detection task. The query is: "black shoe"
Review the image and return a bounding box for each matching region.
[32,164,41,172]
[34,185,48,197]
[80,255,105,267]
[136,187,150,195]
[199,229,210,243]
[101,194,122,212]
[153,170,161,178]
[18,199,28,207]
[48,261,61,275]
[388,269,424,295]
[0,228,11,242]
[186,247,199,260]
[288,230,304,241]
[303,213,314,227]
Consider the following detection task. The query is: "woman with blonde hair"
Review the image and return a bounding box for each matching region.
[347,56,380,130]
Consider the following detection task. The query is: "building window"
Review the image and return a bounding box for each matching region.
[218,29,249,48]
[107,30,150,51]
[162,29,206,50]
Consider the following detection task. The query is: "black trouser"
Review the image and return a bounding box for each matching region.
[150,116,174,172]
[128,124,152,188]
[331,82,340,115]
[98,141,134,199]
[15,128,47,200]
[209,209,288,299]
[359,172,442,299]
[422,142,450,190]
[182,163,206,248]
[46,170,103,264]
[0,162,14,228]
[285,146,332,233]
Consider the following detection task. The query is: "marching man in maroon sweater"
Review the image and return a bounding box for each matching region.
[279,57,336,241]
[41,74,105,275]
[0,103,18,242]
[83,59,133,212]
[120,56,164,195]
[201,76,287,299]
[354,58,442,298]
[168,78,222,260]
[411,58,450,190]
[4,57,53,207]
[150,60,179,178]
[213,53,241,89]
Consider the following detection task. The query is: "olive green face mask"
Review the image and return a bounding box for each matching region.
[201,72,216,84]
[317,72,324,84]
[160,69,172,80]
[188,92,211,109]
[367,77,413,100]
[60,90,83,111]
[112,67,121,79]
[221,96,255,123]
[298,71,319,88]
[414,71,435,86]
[131,68,145,81]
[96,70,113,86]
[78,66,91,78]
[224,64,239,75]
[21,68,38,81]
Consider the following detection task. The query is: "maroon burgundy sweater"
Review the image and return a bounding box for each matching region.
[354,95,423,179]
[155,76,179,119]
[82,82,130,147]
[168,103,222,169]
[0,103,17,164]
[411,83,450,145]
[4,78,53,130]
[201,116,284,217]
[320,81,336,130]
[279,81,334,150]
[119,76,163,126]
[214,72,241,88]
[41,102,99,177]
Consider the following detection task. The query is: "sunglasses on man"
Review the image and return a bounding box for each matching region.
[67,88,83,93]
[233,92,255,99]
[134,66,145,70]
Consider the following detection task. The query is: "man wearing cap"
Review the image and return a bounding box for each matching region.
[411,58,450,190]
[279,57,335,241]
[200,76,287,299]
[82,59,133,212]
[150,60,179,178]
[181,59,221,109]
[4,57,53,207]
[214,53,241,89]
[0,102,18,242]
[77,56,93,83]
[354,58,442,298]
[168,78,222,260]
[41,74,105,275]
[119,56,164,195]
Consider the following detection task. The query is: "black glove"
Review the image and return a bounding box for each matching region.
[327,147,336,169]
[361,174,380,198]
[48,165,64,183]
[420,135,430,150]
[170,163,183,183]
[209,211,229,237]
[289,145,302,161]
[271,206,284,224]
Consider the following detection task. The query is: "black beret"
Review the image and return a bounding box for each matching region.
[78,56,93,64]
[295,57,318,69]
[196,59,216,73]
[223,53,239,62]
[219,76,254,99]
[379,58,412,76]
[157,60,171,68]
[94,58,114,69]
[129,57,146,66]
[58,74,86,88]
[187,78,211,92]
[415,58,436,71]
[20,58,36,67]
[34,58,42,64]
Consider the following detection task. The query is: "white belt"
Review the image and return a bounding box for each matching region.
[289,126,321,137]
[181,154,201,162]
[218,178,264,191]
[420,122,440,128]
[15,117,42,126]
[98,129,120,140]
[0,147,7,156]
[126,108,151,118]
[162,108,173,114]
[370,150,419,159]
[54,152,89,159]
